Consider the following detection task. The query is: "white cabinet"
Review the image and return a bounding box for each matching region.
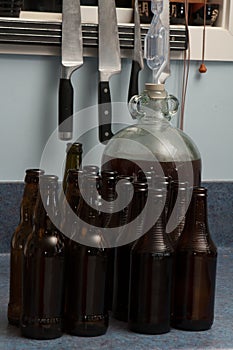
[171,0,233,61]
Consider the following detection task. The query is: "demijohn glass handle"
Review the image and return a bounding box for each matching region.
[167,94,179,119]
[128,94,149,120]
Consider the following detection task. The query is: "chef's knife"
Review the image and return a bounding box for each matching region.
[59,0,83,140]
[128,0,144,103]
[98,0,121,144]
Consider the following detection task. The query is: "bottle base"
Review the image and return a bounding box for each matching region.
[21,324,63,340]
[8,304,20,327]
[171,319,213,331]
[66,318,108,337]
[112,309,128,322]
[8,317,20,327]
[129,322,170,335]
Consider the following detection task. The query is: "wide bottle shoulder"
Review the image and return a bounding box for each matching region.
[24,229,65,257]
[11,223,33,249]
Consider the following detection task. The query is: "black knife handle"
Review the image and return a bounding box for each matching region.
[98,81,114,144]
[128,60,141,103]
[58,78,73,140]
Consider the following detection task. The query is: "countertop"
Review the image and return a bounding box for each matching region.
[0,248,233,350]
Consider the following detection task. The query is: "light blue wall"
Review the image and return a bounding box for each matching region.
[0,55,232,181]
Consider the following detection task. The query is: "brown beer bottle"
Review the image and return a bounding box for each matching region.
[113,181,148,322]
[60,169,83,235]
[21,175,65,339]
[128,189,174,334]
[166,181,190,247]
[8,168,44,326]
[171,187,217,331]
[62,142,83,194]
[62,169,83,317]
[83,165,99,174]
[65,174,108,337]
[99,170,118,311]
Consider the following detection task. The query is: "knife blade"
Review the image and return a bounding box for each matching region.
[98,0,121,144]
[58,0,83,140]
[128,0,144,102]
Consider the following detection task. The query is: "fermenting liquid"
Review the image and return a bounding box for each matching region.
[102,157,201,187]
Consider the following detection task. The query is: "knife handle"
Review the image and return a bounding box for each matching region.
[128,60,141,103]
[98,81,114,144]
[58,78,73,140]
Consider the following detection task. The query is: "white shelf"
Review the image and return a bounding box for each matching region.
[0,1,233,61]
[171,26,233,61]
[171,0,233,61]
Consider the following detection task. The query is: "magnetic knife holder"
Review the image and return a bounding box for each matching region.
[0,16,188,57]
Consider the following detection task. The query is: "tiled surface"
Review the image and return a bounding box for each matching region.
[0,183,24,253]
[0,248,233,349]
[203,182,233,247]
[0,182,232,252]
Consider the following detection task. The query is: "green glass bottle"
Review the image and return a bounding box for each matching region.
[62,142,83,194]
[8,169,44,326]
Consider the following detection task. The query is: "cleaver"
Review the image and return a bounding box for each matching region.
[98,0,121,144]
[58,0,83,140]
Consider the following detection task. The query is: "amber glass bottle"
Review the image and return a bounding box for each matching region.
[166,181,190,247]
[8,169,44,326]
[61,169,83,235]
[21,175,65,340]
[62,142,83,194]
[62,169,83,318]
[171,187,217,331]
[83,165,99,175]
[113,181,148,322]
[65,174,108,337]
[128,189,174,334]
[99,170,118,311]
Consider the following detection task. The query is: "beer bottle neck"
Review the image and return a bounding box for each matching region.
[133,189,173,254]
[34,187,59,236]
[19,183,39,225]
[78,176,100,226]
[178,188,217,253]
[62,147,82,193]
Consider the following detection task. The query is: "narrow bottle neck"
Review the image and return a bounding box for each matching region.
[34,188,59,235]
[78,179,100,225]
[65,181,81,211]
[63,153,82,192]
[178,189,217,253]
[101,180,116,201]
[128,186,148,221]
[186,193,208,229]
[139,98,169,123]
[19,183,39,224]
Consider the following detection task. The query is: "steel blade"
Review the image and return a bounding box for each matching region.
[61,0,83,79]
[133,0,144,69]
[98,0,121,82]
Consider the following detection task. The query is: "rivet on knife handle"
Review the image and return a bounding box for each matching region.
[98,81,114,144]
[98,0,121,144]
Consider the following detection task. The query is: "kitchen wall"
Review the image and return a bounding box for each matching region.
[0,54,232,181]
